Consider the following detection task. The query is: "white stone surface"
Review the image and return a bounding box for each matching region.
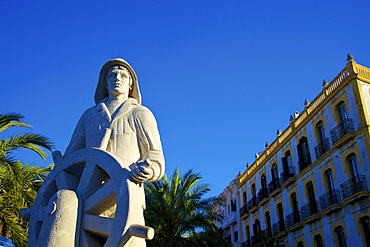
[26,59,165,247]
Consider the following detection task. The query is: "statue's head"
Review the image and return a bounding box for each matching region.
[94,58,141,104]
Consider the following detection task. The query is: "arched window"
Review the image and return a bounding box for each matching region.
[246,225,251,244]
[251,184,256,196]
[242,191,247,204]
[316,121,326,144]
[265,211,272,235]
[314,234,324,247]
[347,153,359,179]
[306,182,318,215]
[261,174,268,200]
[334,226,347,247]
[277,203,285,231]
[337,101,348,123]
[325,169,335,192]
[290,192,300,223]
[315,121,329,158]
[297,241,304,247]
[297,137,311,171]
[360,216,370,246]
[282,151,294,181]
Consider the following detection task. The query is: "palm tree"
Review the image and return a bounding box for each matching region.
[0,113,53,246]
[144,167,231,247]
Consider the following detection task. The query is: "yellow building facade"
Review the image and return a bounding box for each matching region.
[217,55,370,247]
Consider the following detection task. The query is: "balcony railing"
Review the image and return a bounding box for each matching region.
[281,166,295,183]
[272,220,285,233]
[285,211,301,228]
[330,118,355,144]
[319,189,342,210]
[268,178,282,194]
[240,203,249,217]
[314,138,330,159]
[247,196,258,210]
[257,188,269,202]
[340,175,368,199]
[300,201,320,220]
[298,154,312,172]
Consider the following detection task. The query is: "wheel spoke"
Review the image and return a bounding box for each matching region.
[76,162,109,200]
[81,214,113,238]
[83,180,116,217]
[55,171,79,190]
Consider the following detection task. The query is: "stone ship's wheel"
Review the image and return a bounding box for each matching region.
[28,148,152,247]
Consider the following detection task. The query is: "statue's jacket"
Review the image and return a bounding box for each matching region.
[65,97,165,210]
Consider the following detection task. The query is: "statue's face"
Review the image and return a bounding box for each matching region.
[106,66,132,96]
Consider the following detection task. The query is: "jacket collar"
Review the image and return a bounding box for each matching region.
[96,97,138,122]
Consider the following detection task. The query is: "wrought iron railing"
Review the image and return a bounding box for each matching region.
[281,166,295,183]
[285,211,301,228]
[314,138,330,159]
[340,175,368,199]
[319,189,342,210]
[272,220,285,233]
[257,188,269,202]
[247,196,258,210]
[268,178,282,194]
[330,118,355,143]
[240,203,249,216]
[300,201,320,220]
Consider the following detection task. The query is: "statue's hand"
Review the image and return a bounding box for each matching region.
[129,161,154,183]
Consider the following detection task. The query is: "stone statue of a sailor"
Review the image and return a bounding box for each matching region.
[22,58,165,247]
[65,58,165,246]
[66,58,165,184]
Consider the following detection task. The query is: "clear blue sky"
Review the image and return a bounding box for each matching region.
[1,1,369,197]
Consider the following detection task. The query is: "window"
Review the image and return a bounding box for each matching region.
[314,234,324,247]
[347,154,359,179]
[315,121,330,158]
[297,137,312,171]
[251,184,256,196]
[325,169,335,192]
[277,203,285,231]
[242,191,247,204]
[360,216,370,246]
[246,225,251,244]
[282,151,294,180]
[265,211,272,235]
[337,102,348,123]
[271,163,279,180]
[306,182,318,214]
[291,192,300,223]
[297,241,304,247]
[334,226,347,247]
[317,121,326,144]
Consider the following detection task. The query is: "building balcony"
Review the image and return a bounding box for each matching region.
[330,118,355,147]
[314,138,330,159]
[240,203,249,219]
[222,211,237,229]
[272,221,286,235]
[257,188,269,205]
[268,178,282,197]
[247,196,258,213]
[300,202,321,223]
[319,189,342,214]
[298,154,312,172]
[281,168,296,187]
[285,211,302,229]
[340,175,369,203]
